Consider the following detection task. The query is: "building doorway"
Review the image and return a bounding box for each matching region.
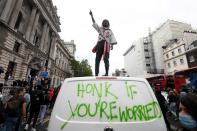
[27,57,42,82]
[5,61,16,80]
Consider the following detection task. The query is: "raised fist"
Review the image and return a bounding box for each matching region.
[89,10,93,16]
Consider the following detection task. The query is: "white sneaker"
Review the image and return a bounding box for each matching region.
[24,124,29,130]
[32,128,36,131]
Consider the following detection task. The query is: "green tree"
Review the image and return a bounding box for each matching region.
[70,59,93,77]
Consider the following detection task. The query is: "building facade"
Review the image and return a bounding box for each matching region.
[186,40,197,67]
[151,20,192,73]
[184,31,197,68]
[64,40,76,57]
[0,0,74,87]
[163,39,188,75]
[123,38,147,77]
[124,20,195,77]
[162,30,197,74]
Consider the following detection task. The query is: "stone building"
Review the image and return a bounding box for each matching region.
[0,0,74,87]
[162,39,188,75]
[184,31,197,68]
[151,20,192,74]
[162,30,197,75]
[124,20,195,77]
[123,38,147,77]
[64,40,76,57]
[186,40,197,67]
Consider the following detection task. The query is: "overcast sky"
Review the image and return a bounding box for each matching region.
[53,0,197,76]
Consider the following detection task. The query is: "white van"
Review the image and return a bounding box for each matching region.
[48,77,167,131]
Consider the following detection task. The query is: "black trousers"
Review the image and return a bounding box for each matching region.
[95,40,109,76]
[27,105,40,128]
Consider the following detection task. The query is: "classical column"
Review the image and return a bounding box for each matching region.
[40,23,48,50]
[30,12,40,43]
[0,0,6,16]
[44,26,50,52]
[50,37,57,58]
[25,7,37,41]
[9,0,24,28]
[0,0,16,22]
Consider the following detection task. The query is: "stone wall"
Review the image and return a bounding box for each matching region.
[0,0,73,85]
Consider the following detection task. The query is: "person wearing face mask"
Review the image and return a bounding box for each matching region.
[89,10,117,76]
[179,93,197,131]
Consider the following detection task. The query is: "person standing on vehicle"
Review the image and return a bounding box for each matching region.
[89,10,117,76]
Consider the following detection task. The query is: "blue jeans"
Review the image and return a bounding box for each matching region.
[4,117,18,131]
[39,105,47,124]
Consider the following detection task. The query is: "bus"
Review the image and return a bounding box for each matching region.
[146,74,167,90]
[173,66,197,92]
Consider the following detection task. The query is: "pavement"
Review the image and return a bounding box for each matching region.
[22,115,50,131]
[21,109,52,131]
[22,109,52,131]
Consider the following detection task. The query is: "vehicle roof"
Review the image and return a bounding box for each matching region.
[174,66,197,74]
[64,76,148,83]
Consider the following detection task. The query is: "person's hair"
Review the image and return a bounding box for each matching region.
[16,87,24,94]
[102,19,110,28]
[180,93,197,122]
[9,89,15,95]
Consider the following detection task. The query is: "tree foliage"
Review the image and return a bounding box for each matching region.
[70,59,93,77]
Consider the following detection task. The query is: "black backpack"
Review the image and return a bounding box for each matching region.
[6,96,20,117]
[31,90,43,106]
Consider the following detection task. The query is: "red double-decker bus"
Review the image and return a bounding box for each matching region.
[173,66,197,92]
[146,74,167,90]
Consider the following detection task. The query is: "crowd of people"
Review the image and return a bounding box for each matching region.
[0,68,60,131]
[155,86,197,131]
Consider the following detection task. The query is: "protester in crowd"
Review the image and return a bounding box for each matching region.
[39,67,49,79]
[24,88,30,121]
[28,75,31,86]
[22,79,28,87]
[154,88,170,129]
[51,86,60,108]
[4,88,26,131]
[179,93,197,131]
[41,78,49,89]
[24,85,43,131]
[0,66,4,75]
[48,87,54,108]
[167,90,178,116]
[38,88,49,126]
[15,88,26,131]
[4,70,9,86]
[0,88,5,130]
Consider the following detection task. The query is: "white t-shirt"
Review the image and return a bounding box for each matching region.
[93,22,117,45]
